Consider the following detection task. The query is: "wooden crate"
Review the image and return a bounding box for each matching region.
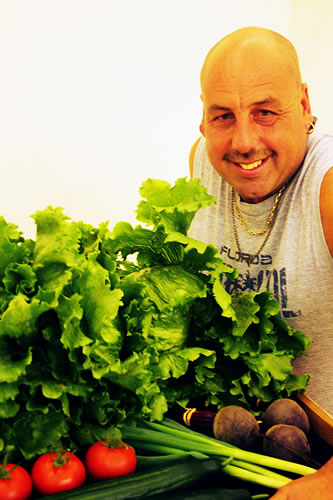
[297,394,333,448]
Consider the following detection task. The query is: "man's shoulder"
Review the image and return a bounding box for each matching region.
[189,137,202,177]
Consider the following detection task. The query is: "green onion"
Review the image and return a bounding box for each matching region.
[141,418,316,475]
[222,463,290,489]
[122,417,317,491]
[229,459,291,482]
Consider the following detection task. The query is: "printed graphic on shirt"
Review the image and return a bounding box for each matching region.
[220,245,272,266]
[220,245,302,319]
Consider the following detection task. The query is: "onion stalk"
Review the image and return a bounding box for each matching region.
[122,417,317,491]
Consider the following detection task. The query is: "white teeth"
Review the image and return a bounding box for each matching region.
[239,160,263,170]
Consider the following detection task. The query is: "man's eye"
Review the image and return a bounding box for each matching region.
[254,109,277,124]
[214,113,233,121]
[256,109,276,118]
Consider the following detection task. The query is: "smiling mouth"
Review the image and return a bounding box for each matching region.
[238,159,264,170]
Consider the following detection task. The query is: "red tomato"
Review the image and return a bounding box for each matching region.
[31,451,86,495]
[85,440,137,480]
[0,463,32,500]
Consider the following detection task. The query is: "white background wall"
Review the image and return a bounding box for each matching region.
[289,0,333,132]
[0,0,331,238]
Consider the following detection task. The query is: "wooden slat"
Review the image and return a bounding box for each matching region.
[297,393,333,446]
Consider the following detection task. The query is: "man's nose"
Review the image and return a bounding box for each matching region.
[231,118,257,154]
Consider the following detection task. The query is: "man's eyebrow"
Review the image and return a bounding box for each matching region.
[208,98,280,112]
[208,104,232,112]
[253,97,279,106]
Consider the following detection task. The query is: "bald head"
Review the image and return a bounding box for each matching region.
[201,27,302,96]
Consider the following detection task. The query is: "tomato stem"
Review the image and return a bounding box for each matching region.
[104,426,126,449]
[103,439,128,449]
[51,450,76,467]
[0,446,18,478]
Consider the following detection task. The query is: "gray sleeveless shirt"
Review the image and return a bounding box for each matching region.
[189,128,333,416]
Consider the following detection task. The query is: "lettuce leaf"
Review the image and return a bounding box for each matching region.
[0,177,312,460]
[136,177,216,234]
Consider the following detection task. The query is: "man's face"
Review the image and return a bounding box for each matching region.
[200,44,312,203]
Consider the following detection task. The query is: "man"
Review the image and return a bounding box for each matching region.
[189,26,333,499]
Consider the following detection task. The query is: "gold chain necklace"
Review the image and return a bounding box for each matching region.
[231,185,286,264]
[232,185,285,236]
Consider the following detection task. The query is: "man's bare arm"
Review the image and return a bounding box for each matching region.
[320,167,333,257]
[270,456,333,500]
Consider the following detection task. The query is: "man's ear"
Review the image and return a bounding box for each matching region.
[301,83,312,119]
[200,114,205,136]
[199,95,205,136]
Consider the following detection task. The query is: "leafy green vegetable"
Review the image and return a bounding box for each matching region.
[0,177,311,460]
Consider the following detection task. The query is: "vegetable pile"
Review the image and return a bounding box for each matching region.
[122,417,317,491]
[167,398,318,467]
[0,409,319,499]
[0,177,312,461]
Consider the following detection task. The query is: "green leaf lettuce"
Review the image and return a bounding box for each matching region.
[0,177,311,460]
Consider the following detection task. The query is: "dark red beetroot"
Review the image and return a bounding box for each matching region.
[263,398,310,435]
[213,405,260,450]
[263,424,311,462]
